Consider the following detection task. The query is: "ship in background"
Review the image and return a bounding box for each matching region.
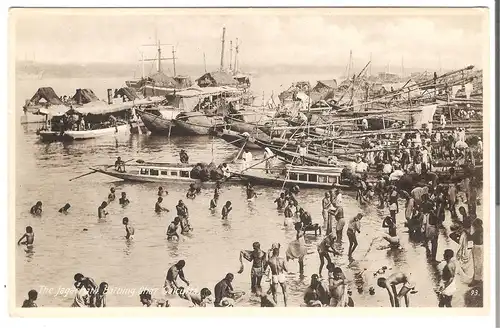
[125,39,193,97]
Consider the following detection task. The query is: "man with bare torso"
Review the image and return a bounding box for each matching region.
[377,272,416,307]
[267,246,288,306]
[329,267,352,307]
[240,242,267,293]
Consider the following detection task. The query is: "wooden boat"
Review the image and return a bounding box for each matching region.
[233,165,353,190]
[38,122,130,141]
[90,161,240,184]
[213,129,262,150]
[173,112,225,135]
[137,109,180,136]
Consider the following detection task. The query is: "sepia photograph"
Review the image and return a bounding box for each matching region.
[9,6,492,314]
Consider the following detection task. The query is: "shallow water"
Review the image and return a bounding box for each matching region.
[14,76,484,308]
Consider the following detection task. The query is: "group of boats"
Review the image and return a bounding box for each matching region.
[21,28,483,192]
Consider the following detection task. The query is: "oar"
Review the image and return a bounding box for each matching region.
[68,158,134,181]
[69,169,98,181]
[232,139,248,163]
[230,154,277,179]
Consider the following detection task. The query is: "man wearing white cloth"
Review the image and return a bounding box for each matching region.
[437,249,456,307]
[242,149,253,170]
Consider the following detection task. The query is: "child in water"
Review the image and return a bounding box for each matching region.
[18,226,34,246]
[210,194,219,211]
[30,201,43,216]
[108,188,116,202]
[222,201,232,220]
[119,192,130,206]
[122,217,135,240]
[96,282,108,307]
[98,201,108,219]
[58,203,71,214]
[21,289,38,307]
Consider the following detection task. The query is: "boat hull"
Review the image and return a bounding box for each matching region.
[63,124,130,140]
[91,166,238,185]
[138,110,180,135]
[235,170,353,190]
[214,131,261,150]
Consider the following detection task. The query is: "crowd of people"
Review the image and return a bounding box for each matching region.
[19,136,483,308]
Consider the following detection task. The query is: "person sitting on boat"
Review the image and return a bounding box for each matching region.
[115,157,126,172]
[264,148,274,174]
[176,200,189,219]
[297,142,308,161]
[220,163,231,179]
[186,185,197,199]
[327,156,338,165]
[155,197,169,213]
[361,118,369,131]
[355,156,368,173]
[180,149,189,164]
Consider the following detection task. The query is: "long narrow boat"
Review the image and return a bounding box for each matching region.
[90,162,240,185]
[212,130,262,150]
[233,166,354,190]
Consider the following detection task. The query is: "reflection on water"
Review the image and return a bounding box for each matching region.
[15,77,484,308]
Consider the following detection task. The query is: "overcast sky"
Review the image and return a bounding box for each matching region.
[13,8,487,70]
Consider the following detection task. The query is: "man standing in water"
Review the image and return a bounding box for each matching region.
[239,242,267,294]
[122,217,135,240]
[267,246,288,306]
[377,272,415,307]
[438,249,456,307]
[317,233,340,277]
[347,213,363,261]
[155,197,169,213]
[164,260,190,294]
[97,201,108,219]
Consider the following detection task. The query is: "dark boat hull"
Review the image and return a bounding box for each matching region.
[137,110,180,135]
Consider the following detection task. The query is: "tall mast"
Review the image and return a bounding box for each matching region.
[401,56,404,78]
[234,38,239,73]
[203,52,207,73]
[157,39,162,72]
[141,52,145,78]
[172,46,177,76]
[229,40,233,71]
[220,27,226,72]
[347,50,352,78]
[369,52,372,76]
[142,40,174,75]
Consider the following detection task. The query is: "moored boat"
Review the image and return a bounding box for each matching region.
[137,109,179,136]
[90,161,240,185]
[233,165,353,190]
[173,112,225,135]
